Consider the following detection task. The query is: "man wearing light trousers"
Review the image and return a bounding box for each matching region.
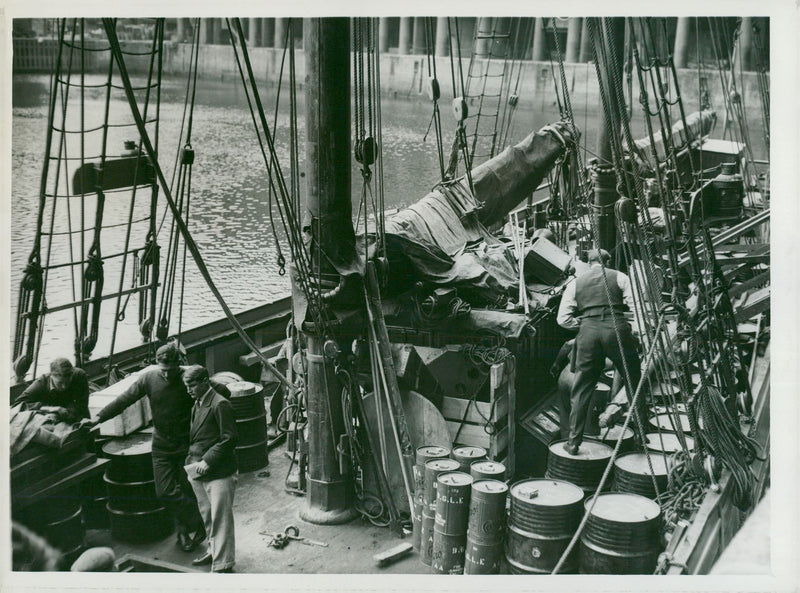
[183,365,238,573]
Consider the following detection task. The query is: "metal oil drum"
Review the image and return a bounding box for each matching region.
[230,382,269,473]
[103,474,159,512]
[470,460,506,482]
[546,438,613,493]
[107,504,172,544]
[464,479,508,575]
[227,381,266,418]
[434,472,473,535]
[423,458,460,512]
[613,453,670,499]
[648,381,681,404]
[431,531,467,574]
[649,412,694,434]
[579,492,662,574]
[451,445,487,473]
[413,446,450,550]
[415,446,450,490]
[42,505,85,554]
[645,432,694,454]
[505,479,584,574]
[235,439,269,473]
[420,507,436,566]
[102,432,154,483]
[431,472,472,574]
[586,424,635,453]
[652,403,686,415]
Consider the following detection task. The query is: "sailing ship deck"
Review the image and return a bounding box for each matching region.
[89,447,425,574]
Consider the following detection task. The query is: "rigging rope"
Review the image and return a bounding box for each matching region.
[102,18,294,390]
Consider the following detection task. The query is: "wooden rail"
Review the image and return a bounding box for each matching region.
[665,347,770,574]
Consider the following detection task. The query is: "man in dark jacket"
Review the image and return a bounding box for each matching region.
[182,365,237,573]
[16,358,90,423]
[87,343,206,551]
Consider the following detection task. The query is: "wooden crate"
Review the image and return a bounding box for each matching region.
[442,358,515,476]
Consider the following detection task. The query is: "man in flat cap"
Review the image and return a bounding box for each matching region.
[182,365,237,573]
[87,343,209,551]
[556,249,644,454]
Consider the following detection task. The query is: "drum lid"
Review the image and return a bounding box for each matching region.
[510,479,583,506]
[586,492,661,522]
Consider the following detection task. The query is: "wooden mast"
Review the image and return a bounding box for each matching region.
[299,17,358,525]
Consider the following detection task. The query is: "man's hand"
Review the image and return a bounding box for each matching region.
[196,460,210,476]
[40,405,68,416]
[79,418,99,429]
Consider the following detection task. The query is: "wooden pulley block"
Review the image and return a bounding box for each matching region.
[451,97,468,122]
[355,136,377,166]
[427,77,440,101]
[616,197,638,223]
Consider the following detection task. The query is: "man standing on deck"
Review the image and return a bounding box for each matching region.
[85,343,208,552]
[556,249,644,455]
[16,358,90,423]
[182,365,237,573]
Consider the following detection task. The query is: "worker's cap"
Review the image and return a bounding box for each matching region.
[587,249,612,264]
[155,342,181,364]
[49,357,74,376]
[183,364,209,385]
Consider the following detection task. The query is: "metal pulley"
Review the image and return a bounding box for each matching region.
[451,97,468,122]
[355,136,377,167]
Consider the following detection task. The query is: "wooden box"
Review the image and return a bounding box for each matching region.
[441,358,515,476]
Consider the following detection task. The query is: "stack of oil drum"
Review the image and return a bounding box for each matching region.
[579,493,662,573]
[420,457,459,567]
[505,479,584,574]
[227,381,269,472]
[431,471,473,573]
[464,479,507,574]
[412,446,450,551]
[103,432,171,543]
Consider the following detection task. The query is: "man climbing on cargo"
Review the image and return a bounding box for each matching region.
[85,343,208,552]
[556,249,645,455]
[182,365,238,573]
[15,358,90,422]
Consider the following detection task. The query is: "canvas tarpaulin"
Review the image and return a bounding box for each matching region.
[383,125,570,304]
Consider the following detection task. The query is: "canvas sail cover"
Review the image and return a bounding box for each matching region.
[383,125,570,304]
